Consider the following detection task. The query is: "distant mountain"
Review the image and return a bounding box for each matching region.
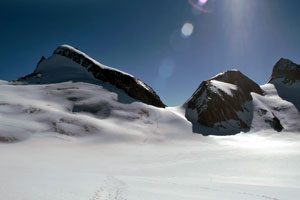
[184,70,283,135]
[18,45,165,108]
[268,58,300,84]
[268,58,300,112]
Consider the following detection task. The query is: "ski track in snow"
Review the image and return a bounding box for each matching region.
[89,176,128,200]
[88,178,280,200]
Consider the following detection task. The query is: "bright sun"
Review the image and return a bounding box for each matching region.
[198,0,207,4]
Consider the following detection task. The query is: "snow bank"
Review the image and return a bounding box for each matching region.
[0,81,189,143]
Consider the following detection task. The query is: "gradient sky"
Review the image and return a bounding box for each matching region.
[1,0,300,106]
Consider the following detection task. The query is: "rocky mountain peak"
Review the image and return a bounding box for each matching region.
[185,70,268,135]
[268,58,300,84]
[209,70,263,100]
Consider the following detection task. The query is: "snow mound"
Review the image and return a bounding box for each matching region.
[0,81,190,143]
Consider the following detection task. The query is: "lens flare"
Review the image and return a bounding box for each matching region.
[159,57,175,79]
[189,0,211,13]
[181,22,194,38]
[198,0,207,6]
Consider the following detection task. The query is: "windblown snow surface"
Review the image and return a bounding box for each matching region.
[0,80,300,200]
[209,80,238,96]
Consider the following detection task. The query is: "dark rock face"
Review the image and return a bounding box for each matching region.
[36,56,46,68]
[0,136,18,143]
[211,70,263,100]
[185,70,263,135]
[268,58,300,84]
[18,45,166,108]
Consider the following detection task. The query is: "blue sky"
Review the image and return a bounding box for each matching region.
[1,0,300,106]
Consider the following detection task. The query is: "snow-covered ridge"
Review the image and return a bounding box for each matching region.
[52,45,132,77]
[18,44,166,108]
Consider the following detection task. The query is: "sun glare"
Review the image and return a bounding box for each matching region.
[198,0,207,6]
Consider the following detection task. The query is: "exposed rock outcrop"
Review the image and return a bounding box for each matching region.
[18,45,166,108]
[266,113,284,132]
[0,136,19,143]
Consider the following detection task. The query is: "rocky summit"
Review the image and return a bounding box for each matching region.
[18,45,166,108]
[184,70,283,135]
[268,58,300,84]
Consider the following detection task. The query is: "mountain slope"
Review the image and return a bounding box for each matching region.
[18,45,165,108]
[0,80,191,143]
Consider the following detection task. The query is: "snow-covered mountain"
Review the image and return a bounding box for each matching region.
[184,70,283,135]
[182,58,300,135]
[18,45,165,108]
